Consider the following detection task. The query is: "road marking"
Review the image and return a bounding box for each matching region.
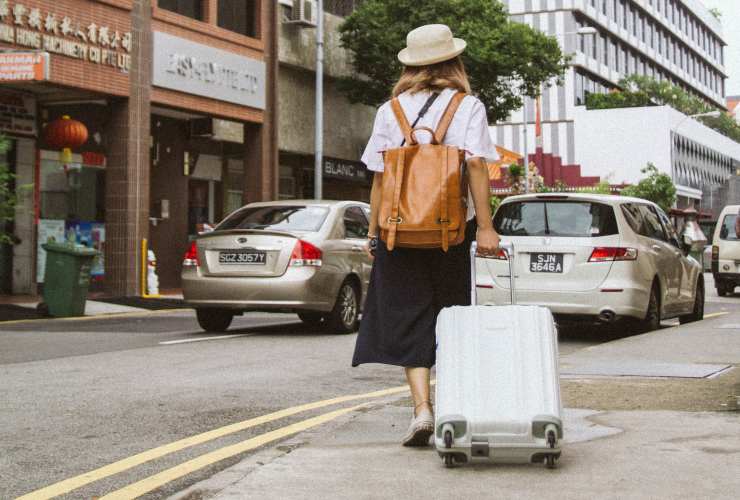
[15,384,413,499]
[99,404,366,500]
[0,308,192,327]
[159,334,253,345]
[704,312,729,319]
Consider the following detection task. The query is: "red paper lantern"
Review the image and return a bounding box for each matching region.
[44,115,89,165]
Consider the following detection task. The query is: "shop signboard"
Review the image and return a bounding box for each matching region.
[0,51,49,81]
[323,157,368,183]
[36,218,65,282]
[152,31,266,109]
[0,1,132,72]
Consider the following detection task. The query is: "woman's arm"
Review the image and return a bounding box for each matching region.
[368,172,382,237]
[467,156,500,255]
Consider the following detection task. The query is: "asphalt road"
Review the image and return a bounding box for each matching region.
[0,275,736,499]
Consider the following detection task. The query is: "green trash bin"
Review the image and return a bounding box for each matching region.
[40,242,100,317]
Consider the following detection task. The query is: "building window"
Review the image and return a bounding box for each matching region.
[218,0,258,38]
[325,0,363,17]
[158,0,202,20]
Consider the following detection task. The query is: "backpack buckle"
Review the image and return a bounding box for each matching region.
[387,217,403,224]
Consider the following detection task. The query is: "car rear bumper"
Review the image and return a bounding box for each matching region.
[713,262,740,284]
[476,284,648,320]
[181,266,337,312]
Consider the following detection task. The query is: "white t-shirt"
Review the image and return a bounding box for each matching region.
[361,88,498,220]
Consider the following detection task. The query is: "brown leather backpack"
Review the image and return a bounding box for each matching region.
[378,92,467,252]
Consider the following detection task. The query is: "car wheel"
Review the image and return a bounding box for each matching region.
[325,280,359,334]
[716,281,728,297]
[196,308,234,332]
[641,283,661,333]
[297,312,325,327]
[679,281,704,324]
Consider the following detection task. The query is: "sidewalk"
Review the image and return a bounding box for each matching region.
[172,313,740,500]
[0,292,187,323]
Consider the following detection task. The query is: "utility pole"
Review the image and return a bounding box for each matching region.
[314,0,324,200]
[522,96,529,193]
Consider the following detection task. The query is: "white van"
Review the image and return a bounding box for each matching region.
[711,204,740,296]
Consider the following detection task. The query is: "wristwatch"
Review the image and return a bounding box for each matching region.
[368,235,378,255]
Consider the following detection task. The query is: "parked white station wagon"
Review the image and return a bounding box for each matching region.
[477,193,704,330]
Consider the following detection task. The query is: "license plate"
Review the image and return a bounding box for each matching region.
[530,253,563,273]
[218,250,266,265]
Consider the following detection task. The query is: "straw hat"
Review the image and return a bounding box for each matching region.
[397,24,467,67]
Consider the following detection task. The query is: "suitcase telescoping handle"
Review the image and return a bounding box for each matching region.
[470,241,515,306]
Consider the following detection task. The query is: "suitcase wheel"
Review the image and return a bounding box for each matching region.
[443,429,453,449]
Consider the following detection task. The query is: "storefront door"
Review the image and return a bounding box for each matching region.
[188,179,213,234]
[0,140,15,294]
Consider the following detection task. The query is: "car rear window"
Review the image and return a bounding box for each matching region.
[719,214,740,241]
[218,205,330,232]
[494,201,618,237]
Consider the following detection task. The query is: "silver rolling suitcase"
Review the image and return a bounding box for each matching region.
[434,242,563,468]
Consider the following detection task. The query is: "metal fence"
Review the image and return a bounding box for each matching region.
[324,0,364,17]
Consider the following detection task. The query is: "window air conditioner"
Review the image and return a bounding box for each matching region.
[285,0,317,27]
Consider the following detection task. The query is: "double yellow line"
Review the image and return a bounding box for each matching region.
[18,384,413,499]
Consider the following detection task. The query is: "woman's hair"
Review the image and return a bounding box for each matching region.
[392,57,471,97]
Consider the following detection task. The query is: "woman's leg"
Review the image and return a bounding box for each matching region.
[405,367,432,416]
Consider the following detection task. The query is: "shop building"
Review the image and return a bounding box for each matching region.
[276,0,374,202]
[0,0,277,296]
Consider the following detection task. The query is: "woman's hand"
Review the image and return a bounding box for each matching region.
[476,227,501,256]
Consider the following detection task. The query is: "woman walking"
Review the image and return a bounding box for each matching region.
[352,24,501,446]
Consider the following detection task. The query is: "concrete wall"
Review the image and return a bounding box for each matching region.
[573,105,740,186]
[277,11,375,161]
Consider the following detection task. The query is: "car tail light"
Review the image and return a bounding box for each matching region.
[290,240,323,267]
[183,241,200,267]
[588,247,638,262]
[712,245,719,260]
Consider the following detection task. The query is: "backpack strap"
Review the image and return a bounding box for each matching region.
[440,146,450,252]
[434,92,467,143]
[390,98,414,146]
[386,148,406,251]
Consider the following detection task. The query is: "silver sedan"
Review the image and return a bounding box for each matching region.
[182,200,372,333]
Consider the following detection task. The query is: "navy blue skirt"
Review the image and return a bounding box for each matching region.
[352,221,476,368]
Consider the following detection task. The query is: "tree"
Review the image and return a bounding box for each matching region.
[0,135,16,245]
[338,0,569,122]
[620,163,677,213]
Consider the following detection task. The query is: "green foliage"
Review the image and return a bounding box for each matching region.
[585,90,652,110]
[337,0,570,122]
[620,163,677,213]
[507,163,523,178]
[0,135,17,245]
[586,75,740,143]
[490,195,502,216]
